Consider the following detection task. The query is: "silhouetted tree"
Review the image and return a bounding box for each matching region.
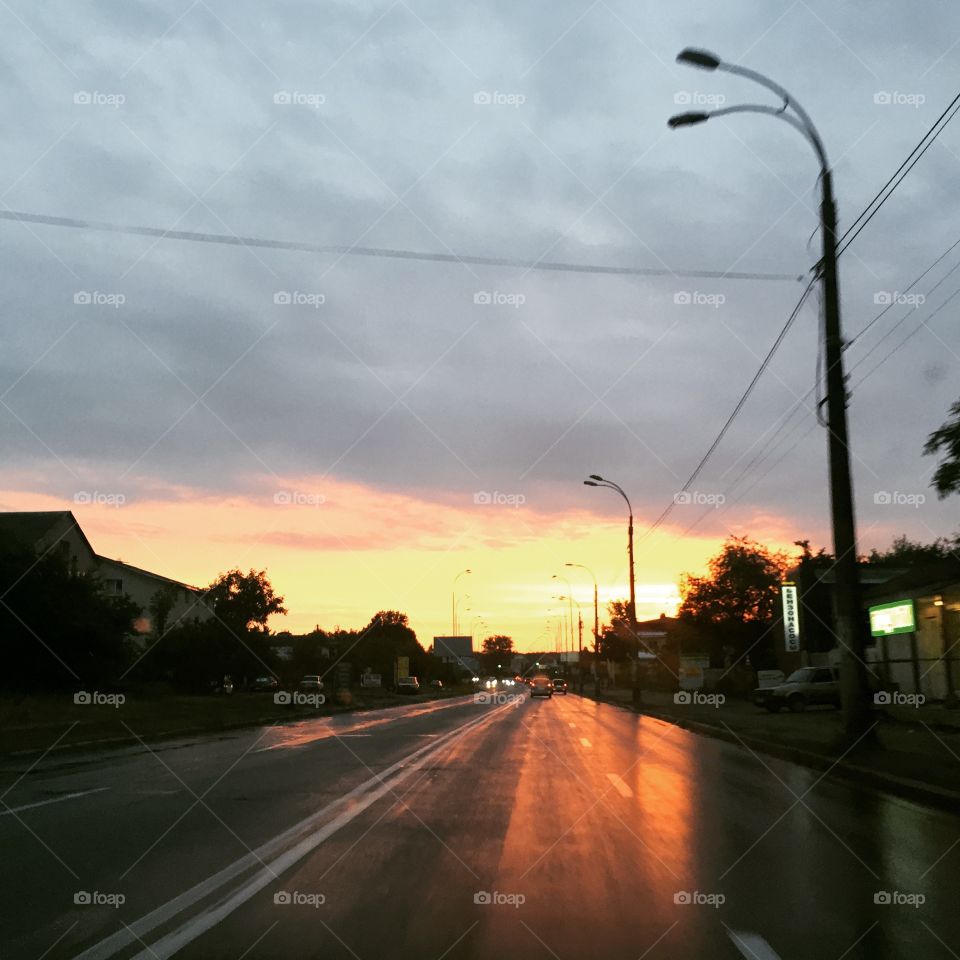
[925,399,960,497]
[480,635,513,675]
[205,569,286,635]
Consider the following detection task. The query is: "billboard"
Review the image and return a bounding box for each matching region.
[869,599,916,637]
[781,582,801,652]
[433,636,473,662]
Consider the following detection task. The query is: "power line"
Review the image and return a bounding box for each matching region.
[636,277,817,545]
[0,210,800,283]
[837,91,960,257]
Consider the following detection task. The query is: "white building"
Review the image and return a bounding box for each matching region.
[0,511,214,635]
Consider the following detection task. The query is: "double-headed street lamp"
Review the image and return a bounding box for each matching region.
[669,49,869,735]
[583,475,636,626]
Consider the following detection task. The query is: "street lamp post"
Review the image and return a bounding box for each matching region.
[565,562,598,695]
[452,568,471,636]
[583,477,635,625]
[669,48,869,736]
[552,574,576,667]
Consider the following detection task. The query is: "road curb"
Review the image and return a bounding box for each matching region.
[591,694,960,813]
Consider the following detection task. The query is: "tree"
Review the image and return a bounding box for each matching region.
[679,536,788,667]
[149,584,180,637]
[205,569,286,635]
[925,399,960,498]
[0,544,139,691]
[480,635,513,676]
[867,533,958,565]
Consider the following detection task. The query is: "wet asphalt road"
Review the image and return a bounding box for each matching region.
[1,691,958,959]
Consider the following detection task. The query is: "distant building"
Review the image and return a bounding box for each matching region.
[0,511,213,635]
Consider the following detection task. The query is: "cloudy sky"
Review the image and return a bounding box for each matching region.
[1,0,959,650]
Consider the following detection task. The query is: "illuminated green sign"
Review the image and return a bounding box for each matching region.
[868,599,916,637]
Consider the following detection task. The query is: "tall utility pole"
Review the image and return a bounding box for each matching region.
[566,562,599,695]
[452,568,471,636]
[669,48,870,735]
[583,476,636,625]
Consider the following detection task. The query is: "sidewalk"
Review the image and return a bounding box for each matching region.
[591,686,960,810]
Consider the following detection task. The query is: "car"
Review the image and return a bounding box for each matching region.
[530,675,553,698]
[298,675,325,693]
[397,676,421,694]
[759,666,840,713]
[250,676,279,692]
[551,678,569,695]
[429,679,443,689]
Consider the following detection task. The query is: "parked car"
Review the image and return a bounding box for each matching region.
[397,676,421,694]
[298,675,325,693]
[758,667,840,713]
[530,675,553,699]
[551,678,569,695]
[251,676,279,692]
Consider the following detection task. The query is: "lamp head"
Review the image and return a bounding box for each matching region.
[668,111,710,128]
[676,47,721,70]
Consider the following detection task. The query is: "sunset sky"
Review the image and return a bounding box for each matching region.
[2,1,959,652]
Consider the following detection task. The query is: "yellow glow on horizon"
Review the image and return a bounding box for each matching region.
[0,481,799,653]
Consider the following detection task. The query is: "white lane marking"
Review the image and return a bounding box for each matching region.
[75,703,515,960]
[579,738,592,748]
[728,930,782,960]
[0,786,109,816]
[568,722,576,728]
[605,773,632,798]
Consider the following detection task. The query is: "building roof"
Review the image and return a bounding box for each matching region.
[864,560,960,602]
[0,510,95,555]
[95,555,206,595]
